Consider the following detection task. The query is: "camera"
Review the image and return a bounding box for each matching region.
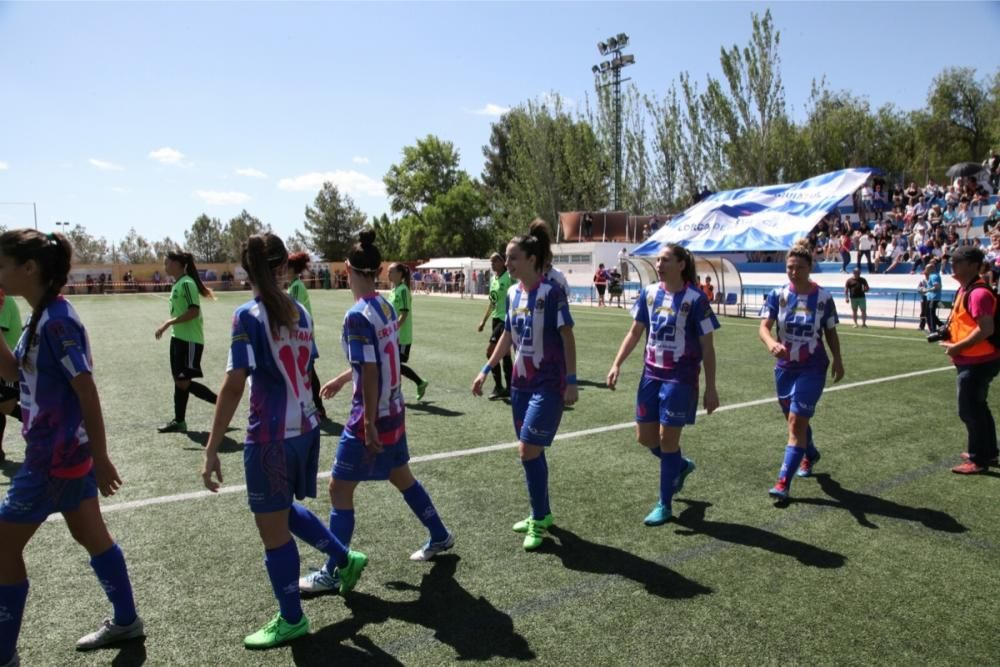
[926,325,951,343]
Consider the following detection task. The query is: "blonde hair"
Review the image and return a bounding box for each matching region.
[786,238,813,264]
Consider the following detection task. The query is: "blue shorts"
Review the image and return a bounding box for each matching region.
[244,430,320,514]
[636,376,698,427]
[775,367,826,418]
[332,430,410,481]
[511,390,563,447]
[0,467,98,523]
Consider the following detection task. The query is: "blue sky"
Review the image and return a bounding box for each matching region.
[1,1,999,244]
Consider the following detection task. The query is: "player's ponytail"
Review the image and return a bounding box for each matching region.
[167,250,215,299]
[288,252,310,276]
[242,233,298,335]
[512,218,553,273]
[347,228,381,279]
[787,238,813,265]
[666,243,698,285]
[0,229,73,368]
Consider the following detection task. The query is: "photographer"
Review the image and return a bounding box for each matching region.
[937,246,1000,473]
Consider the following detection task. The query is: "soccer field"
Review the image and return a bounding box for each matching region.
[6,290,1000,666]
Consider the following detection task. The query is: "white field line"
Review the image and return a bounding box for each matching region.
[48,365,953,522]
[718,318,927,342]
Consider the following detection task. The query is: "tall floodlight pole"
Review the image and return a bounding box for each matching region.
[0,201,39,229]
[593,33,635,211]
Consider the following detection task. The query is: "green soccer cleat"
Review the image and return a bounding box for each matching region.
[243,612,309,649]
[512,512,553,533]
[157,419,187,433]
[337,550,368,594]
[643,502,672,526]
[522,518,548,551]
[416,380,430,401]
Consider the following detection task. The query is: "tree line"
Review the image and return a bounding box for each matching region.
[57,10,1000,264]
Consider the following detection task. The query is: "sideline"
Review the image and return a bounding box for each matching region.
[55,365,953,522]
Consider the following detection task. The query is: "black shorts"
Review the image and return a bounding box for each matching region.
[489,318,505,345]
[596,284,607,296]
[399,343,411,364]
[0,379,18,403]
[169,337,206,380]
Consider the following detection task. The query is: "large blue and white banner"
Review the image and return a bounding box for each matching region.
[632,168,875,255]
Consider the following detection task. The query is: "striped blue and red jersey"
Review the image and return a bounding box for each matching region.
[227,297,321,444]
[632,282,720,385]
[505,278,574,393]
[17,297,94,478]
[762,283,839,371]
[342,293,406,445]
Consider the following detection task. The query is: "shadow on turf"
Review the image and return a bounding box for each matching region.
[672,499,847,568]
[1,457,21,480]
[106,635,146,666]
[405,401,464,418]
[540,526,713,600]
[318,418,345,437]
[183,428,242,452]
[292,555,534,664]
[791,473,967,533]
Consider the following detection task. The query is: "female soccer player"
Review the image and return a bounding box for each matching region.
[606,243,720,525]
[388,263,430,401]
[154,251,217,433]
[471,223,578,551]
[0,231,143,666]
[200,233,366,649]
[759,239,844,500]
[477,253,513,400]
[0,290,21,464]
[299,230,453,595]
[287,251,326,419]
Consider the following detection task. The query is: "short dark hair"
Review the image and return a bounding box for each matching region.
[951,245,985,266]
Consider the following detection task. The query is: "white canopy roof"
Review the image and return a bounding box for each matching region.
[415,257,492,271]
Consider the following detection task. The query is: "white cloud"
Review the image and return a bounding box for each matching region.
[148,147,185,165]
[109,186,130,194]
[351,156,370,165]
[472,103,510,117]
[89,158,123,171]
[278,170,385,198]
[195,190,251,206]
[235,167,267,179]
[541,92,575,109]
[0,161,8,170]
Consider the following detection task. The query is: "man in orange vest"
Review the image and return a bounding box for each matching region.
[940,245,1000,473]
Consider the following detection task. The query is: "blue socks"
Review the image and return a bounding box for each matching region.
[264,540,302,624]
[648,446,662,459]
[522,454,551,520]
[402,482,449,543]
[90,544,137,626]
[288,503,348,569]
[659,450,683,505]
[805,427,819,461]
[778,444,807,486]
[325,508,355,573]
[0,580,28,665]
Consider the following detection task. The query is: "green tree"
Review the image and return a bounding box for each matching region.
[371,213,402,259]
[117,227,155,264]
[152,236,180,260]
[65,224,109,263]
[223,209,269,262]
[184,214,226,263]
[386,135,492,258]
[302,182,367,261]
[926,67,994,163]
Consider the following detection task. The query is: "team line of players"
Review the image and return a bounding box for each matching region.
[0,225,843,660]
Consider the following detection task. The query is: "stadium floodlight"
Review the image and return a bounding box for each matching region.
[55,220,70,234]
[589,32,637,212]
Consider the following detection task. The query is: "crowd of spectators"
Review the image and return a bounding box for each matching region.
[801,175,997,274]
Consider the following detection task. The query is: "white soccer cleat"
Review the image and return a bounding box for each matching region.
[409,531,455,561]
[76,616,145,651]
